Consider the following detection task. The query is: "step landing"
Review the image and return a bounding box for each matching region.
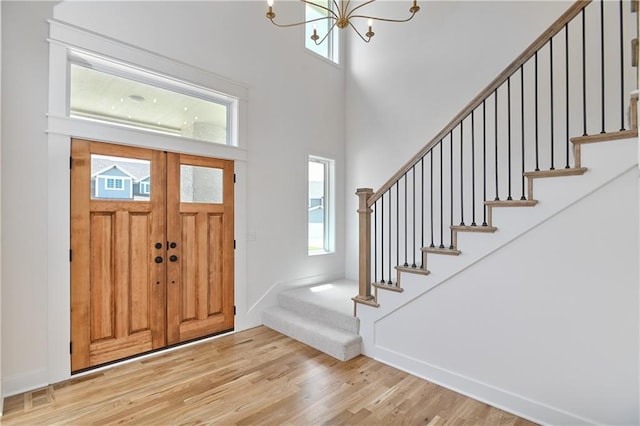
[262,279,362,361]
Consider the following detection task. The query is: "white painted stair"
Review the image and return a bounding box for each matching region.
[262,279,361,361]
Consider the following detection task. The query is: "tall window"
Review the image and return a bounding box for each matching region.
[308,156,335,255]
[305,1,339,63]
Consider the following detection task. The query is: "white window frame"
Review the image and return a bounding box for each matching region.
[140,181,150,195]
[305,1,339,64]
[308,155,335,255]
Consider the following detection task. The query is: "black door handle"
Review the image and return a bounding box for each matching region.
[154,256,163,264]
[169,255,178,262]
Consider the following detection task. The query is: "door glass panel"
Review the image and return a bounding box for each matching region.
[180,165,223,203]
[91,154,151,201]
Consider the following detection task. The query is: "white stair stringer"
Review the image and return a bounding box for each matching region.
[358,135,639,357]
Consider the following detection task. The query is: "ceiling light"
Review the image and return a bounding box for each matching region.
[128,94,145,103]
[266,0,420,44]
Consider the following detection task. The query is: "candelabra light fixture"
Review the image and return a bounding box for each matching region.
[266,0,420,44]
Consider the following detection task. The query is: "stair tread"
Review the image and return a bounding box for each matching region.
[523,167,588,178]
[451,225,497,233]
[373,282,404,292]
[262,306,362,361]
[485,199,538,207]
[422,247,461,256]
[278,281,359,334]
[395,265,430,275]
[571,129,638,144]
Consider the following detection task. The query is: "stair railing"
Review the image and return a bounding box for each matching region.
[354,0,638,308]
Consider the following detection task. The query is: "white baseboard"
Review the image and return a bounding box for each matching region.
[3,368,49,398]
[375,345,596,426]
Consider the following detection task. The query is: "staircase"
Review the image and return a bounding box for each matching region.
[261,279,362,361]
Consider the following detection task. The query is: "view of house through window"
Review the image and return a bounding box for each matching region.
[308,156,335,255]
[305,1,339,63]
[91,154,150,201]
[69,53,238,145]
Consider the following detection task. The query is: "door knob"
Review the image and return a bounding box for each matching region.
[155,242,163,249]
[169,255,178,262]
[154,256,163,264]
[169,242,177,249]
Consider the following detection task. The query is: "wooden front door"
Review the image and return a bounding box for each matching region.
[71,140,234,372]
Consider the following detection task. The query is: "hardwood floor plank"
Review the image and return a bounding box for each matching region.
[1,326,537,425]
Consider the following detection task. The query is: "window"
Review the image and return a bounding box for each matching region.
[106,178,124,190]
[305,1,339,63]
[308,156,335,255]
[69,52,238,146]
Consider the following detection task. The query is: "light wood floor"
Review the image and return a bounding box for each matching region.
[2,326,536,425]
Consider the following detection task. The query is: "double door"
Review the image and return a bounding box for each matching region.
[70,139,234,372]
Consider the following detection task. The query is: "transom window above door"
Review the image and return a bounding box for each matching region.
[69,52,238,146]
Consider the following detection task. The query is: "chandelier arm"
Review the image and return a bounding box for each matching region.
[300,0,339,19]
[333,0,344,18]
[348,12,418,24]
[269,15,333,28]
[313,20,339,45]
[345,0,377,20]
[348,21,372,43]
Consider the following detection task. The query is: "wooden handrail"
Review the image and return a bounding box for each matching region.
[367,0,592,207]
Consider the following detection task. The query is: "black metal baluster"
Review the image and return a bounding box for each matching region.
[471,110,477,226]
[582,9,587,136]
[439,141,444,249]
[550,37,555,170]
[449,132,454,249]
[619,0,625,131]
[381,193,385,283]
[396,181,400,270]
[389,187,393,283]
[412,167,416,268]
[520,65,527,199]
[373,200,377,284]
[565,23,570,169]
[430,151,435,248]
[600,0,605,134]
[421,157,425,264]
[494,89,500,200]
[460,122,465,226]
[535,52,540,170]
[507,77,513,200]
[403,174,408,267]
[482,100,488,226]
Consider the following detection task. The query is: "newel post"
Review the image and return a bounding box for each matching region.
[354,188,375,304]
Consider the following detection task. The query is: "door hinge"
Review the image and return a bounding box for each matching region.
[69,157,73,169]
[69,249,72,262]
[234,305,236,315]
[69,342,72,354]
[234,173,236,183]
[233,240,236,249]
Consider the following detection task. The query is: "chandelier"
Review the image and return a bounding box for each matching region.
[266,1,420,44]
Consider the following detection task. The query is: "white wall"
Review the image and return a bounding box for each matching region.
[375,165,639,425]
[2,1,346,395]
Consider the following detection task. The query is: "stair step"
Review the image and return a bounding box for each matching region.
[262,306,362,361]
[451,225,497,233]
[278,283,359,334]
[395,265,430,275]
[571,129,638,144]
[523,167,587,179]
[373,282,404,292]
[485,199,538,207]
[423,247,461,256]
